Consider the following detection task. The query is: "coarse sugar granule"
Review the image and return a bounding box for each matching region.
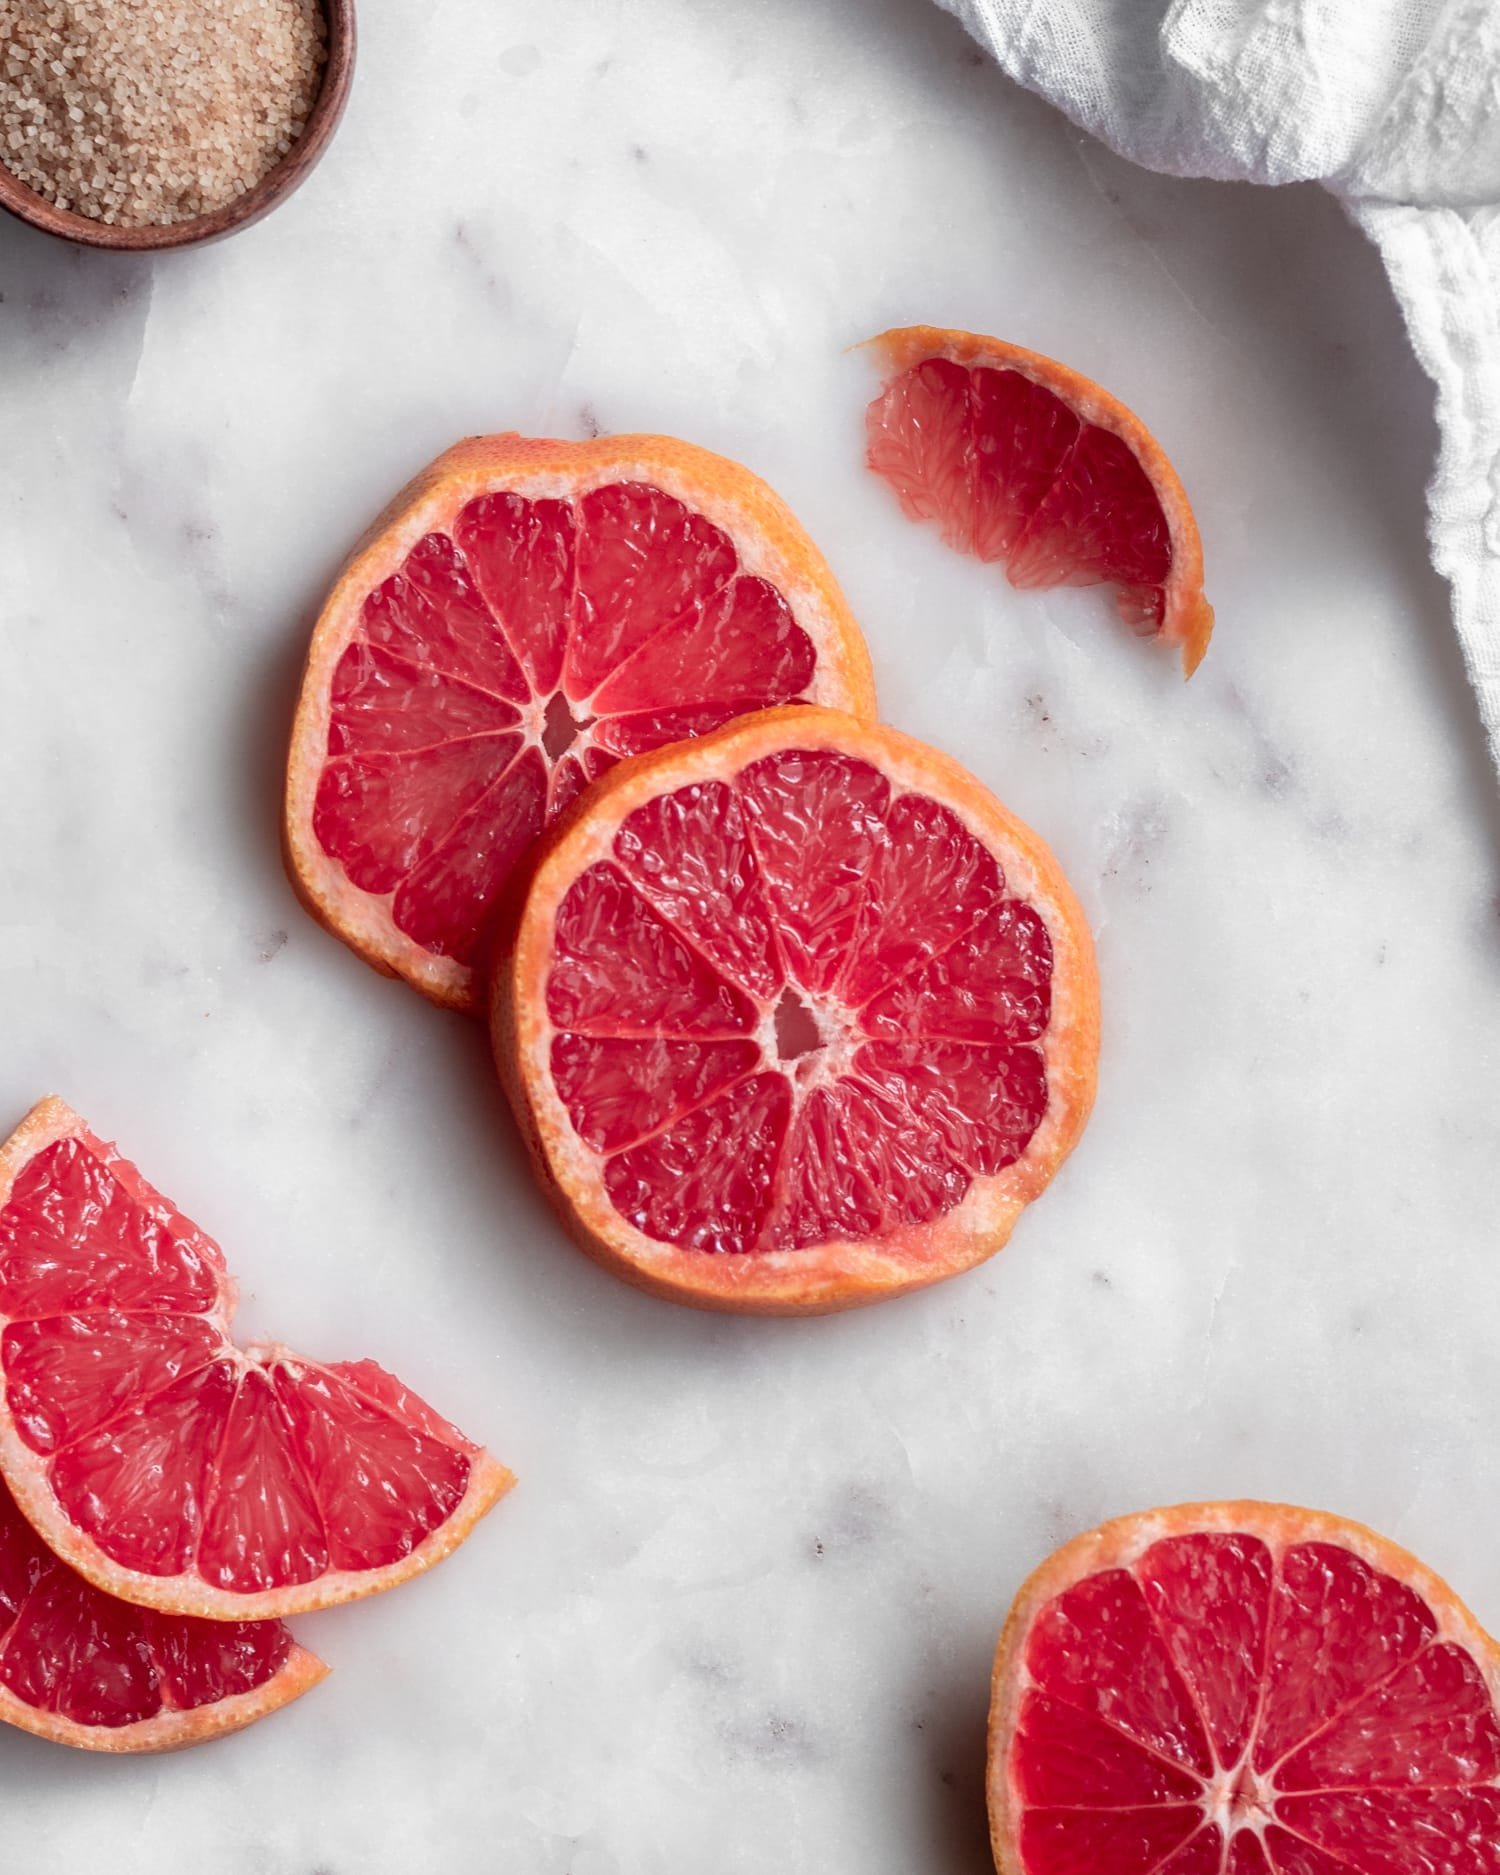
[0,0,326,227]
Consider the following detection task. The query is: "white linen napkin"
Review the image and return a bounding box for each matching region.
[939,0,1500,770]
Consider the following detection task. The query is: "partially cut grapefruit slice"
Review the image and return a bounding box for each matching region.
[865,326,1214,675]
[989,1501,1500,1875]
[496,706,1098,1314]
[286,433,876,1013]
[0,1098,513,1620]
[0,1475,324,1752]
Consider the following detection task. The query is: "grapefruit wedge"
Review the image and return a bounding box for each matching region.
[0,1475,324,1752]
[285,433,876,1013]
[989,1501,1500,1875]
[865,326,1214,675]
[496,706,1098,1314]
[0,1098,512,1620]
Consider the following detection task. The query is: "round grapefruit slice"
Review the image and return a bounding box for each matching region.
[285,433,876,1012]
[989,1501,1500,1875]
[0,1098,513,1620]
[0,1475,324,1752]
[496,706,1098,1314]
[865,326,1214,675]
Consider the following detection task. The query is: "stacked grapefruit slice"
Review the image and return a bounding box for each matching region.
[285,434,875,1012]
[0,1096,511,1749]
[990,1503,1500,1875]
[497,708,1098,1313]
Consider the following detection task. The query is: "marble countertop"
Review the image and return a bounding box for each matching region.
[3,0,1498,1868]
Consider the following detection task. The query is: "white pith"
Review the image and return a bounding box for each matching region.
[756,987,862,1096]
[1203,1757,1276,1838]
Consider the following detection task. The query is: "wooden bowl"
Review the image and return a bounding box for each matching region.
[0,0,355,251]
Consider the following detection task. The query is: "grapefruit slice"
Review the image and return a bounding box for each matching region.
[989,1501,1500,1875]
[0,1098,513,1619]
[285,433,876,1013]
[865,326,1214,675]
[496,705,1098,1314]
[0,1474,324,1752]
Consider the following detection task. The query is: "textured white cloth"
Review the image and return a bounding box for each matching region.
[940,0,1500,766]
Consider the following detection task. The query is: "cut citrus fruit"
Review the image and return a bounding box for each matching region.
[0,1098,513,1619]
[0,1474,324,1752]
[865,326,1214,675]
[285,433,876,1012]
[989,1501,1500,1875]
[496,705,1098,1314]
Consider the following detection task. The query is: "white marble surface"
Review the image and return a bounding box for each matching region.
[2,0,1498,1868]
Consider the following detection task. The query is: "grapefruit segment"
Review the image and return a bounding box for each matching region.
[857,1041,1048,1177]
[452,491,574,694]
[0,1098,512,1620]
[0,1471,324,1752]
[547,864,761,1037]
[286,434,876,1011]
[737,747,890,995]
[604,1072,792,1259]
[552,1035,762,1155]
[496,706,1098,1313]
[859,898,1052,1044]
[611,778,784,1001]
[1020,1806,1204,1875]
[989,1503,1500,1875]
[865,326,1214,674]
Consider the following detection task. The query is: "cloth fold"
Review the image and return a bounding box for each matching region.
[940,0,1500,768]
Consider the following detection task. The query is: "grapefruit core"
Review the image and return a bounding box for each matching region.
[0,1099,513,1620]
[496,706,1098,1314]
[989,1501,1500,1875]
[0,1475,324,1752]
[285,433,876,1013]
[865,326,1214,676]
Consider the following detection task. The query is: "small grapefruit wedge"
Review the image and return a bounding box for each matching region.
[865,326,1214,675]
[285,433,876,1012]
[0,1098,513,1620]
[989,1501,1500,1875]
[0,1475,324,1752]
[496,706,1098,1314]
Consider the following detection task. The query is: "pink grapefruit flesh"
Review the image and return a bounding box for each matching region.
[865,328,1213,674]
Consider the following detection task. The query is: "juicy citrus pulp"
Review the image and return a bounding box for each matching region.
[0,1098,512,1619]
[865,326,1213,674]
[286,434,875,1010]
[989,1502,1500,1875]
[498,707,1098,1313]
[0,1476,323,1751]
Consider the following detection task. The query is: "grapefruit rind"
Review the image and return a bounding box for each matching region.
[986,1499,1500,1875]
[865,326,1214,677]
[0,1637,327,1754]
[0,1097,515,1621]
[496,705,1099,1315]
[285,433,877,1012]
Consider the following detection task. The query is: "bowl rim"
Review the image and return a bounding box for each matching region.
[0,0,356,252]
